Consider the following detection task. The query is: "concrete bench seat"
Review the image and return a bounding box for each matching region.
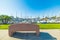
[8,23,40,36]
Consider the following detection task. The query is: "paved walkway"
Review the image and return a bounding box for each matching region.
[0,29,60,40]
[40,29,60,40]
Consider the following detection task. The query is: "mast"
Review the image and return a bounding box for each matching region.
[21,12,22,18]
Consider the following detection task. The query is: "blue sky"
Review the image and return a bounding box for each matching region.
[0,0,60,18]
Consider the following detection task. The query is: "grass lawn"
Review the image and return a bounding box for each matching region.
[38,24,60,29]
[0,24,60,29]
[0,24,10,29]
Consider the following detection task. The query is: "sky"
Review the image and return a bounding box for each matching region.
[0,0,60,18]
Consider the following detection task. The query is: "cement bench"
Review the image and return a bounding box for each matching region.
[8,23,40,36]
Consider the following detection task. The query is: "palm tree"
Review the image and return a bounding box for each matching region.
[44,17,49,21]
[0,15,12,24]
[41,16,49,21]
[51,16,56,20]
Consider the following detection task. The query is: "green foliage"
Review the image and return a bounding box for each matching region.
[51,16,56,20]
[0,15,12,24]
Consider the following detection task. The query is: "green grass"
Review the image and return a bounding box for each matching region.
[38,24,60,29]
[0,24,60,29]
[0,24,10,29]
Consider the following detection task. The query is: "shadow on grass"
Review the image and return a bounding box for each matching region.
[12,32,57,40]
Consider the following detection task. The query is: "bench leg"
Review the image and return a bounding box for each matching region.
[9,31,13,37]
[9,30,15,37]
[36,30,39,36]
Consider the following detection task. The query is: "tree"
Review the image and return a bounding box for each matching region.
[0,15,12,24]
[51,16,56,20]
[44,17,49,21]
[41,16,49,21]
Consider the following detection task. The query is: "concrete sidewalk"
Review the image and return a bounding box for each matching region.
[40,29,60,40]
[0,29,60,40]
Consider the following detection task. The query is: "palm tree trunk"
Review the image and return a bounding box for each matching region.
[5,19,8,24]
